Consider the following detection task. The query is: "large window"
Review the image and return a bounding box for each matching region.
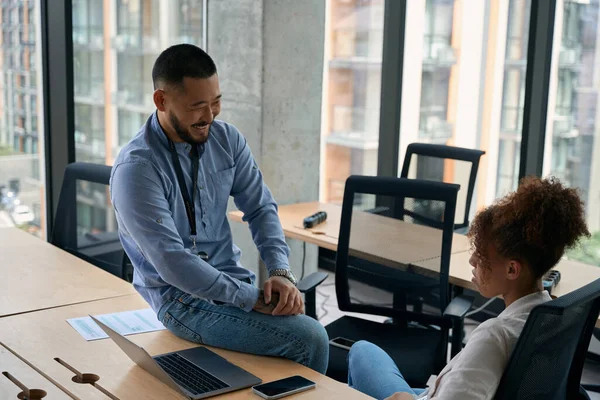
[398,0,531,218]
[0,0,46,238]
[544,0,600,268]
[71,0,206,238]
[321,0,385,204]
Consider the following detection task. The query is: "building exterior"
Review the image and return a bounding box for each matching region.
[0,0,44,234]
[321,0,600,236]
[72,0,205,236]
[0,0,205,236]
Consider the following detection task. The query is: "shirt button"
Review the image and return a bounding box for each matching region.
[199,185,204,190]
[240,303,245,308]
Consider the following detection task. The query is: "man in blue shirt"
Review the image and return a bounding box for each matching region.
[110,44,328,373]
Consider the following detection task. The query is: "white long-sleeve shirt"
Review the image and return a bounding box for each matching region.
[417,291,552,400]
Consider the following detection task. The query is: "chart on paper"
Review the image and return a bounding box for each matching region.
[67,308,166,341]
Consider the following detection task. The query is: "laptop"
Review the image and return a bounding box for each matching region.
[90,316,262,399]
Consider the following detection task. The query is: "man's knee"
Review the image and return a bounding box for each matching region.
[292,315,329,372]
[296,315,329,350]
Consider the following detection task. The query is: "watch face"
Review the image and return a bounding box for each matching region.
[287,271,297,284]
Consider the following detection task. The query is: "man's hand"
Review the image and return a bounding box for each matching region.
[263,276,304,316]
[385,392,416,400]
[253,290,279,314]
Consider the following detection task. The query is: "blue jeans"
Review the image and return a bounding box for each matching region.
[157,289,329,374]
[348,341,426,400]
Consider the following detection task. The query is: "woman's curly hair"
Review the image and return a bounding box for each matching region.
[467,176,590,278]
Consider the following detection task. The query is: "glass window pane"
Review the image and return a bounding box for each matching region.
[321,0,385,205]
[0,0,46,238]
[72,0,206,239]
[399,0,531,220]
[544,0,600,269]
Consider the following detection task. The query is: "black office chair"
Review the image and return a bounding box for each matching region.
[397,143,486,321]
[51,162,131,280]
[494,278,600,400]
[400,143,485,231]
[324,175,473,386]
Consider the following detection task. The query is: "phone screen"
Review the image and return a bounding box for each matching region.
[331,337,356,348]
[253,376,315,397]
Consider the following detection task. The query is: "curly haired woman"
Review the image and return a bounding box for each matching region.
[347,176,590,400]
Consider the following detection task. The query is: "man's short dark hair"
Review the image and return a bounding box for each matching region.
[152,44,217,90]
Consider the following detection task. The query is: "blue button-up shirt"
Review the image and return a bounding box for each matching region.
[110,112,290,313]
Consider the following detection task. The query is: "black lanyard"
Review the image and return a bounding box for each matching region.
[165,136,201,249]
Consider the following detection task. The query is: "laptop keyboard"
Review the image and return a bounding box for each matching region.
[155,353,229,395]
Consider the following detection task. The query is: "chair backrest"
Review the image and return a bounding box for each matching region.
[334,175,459,326]
[51,162,128,280]
[495,278,600,400]
[400,143,485,229]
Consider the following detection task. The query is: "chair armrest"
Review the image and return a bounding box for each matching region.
[444,295,474,357]
[582,384,600,394]
[443,295,474,320]
[297,272,329,293]
[298,272,329,320]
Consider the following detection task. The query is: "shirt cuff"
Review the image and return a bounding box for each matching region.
[263,252,290,273]
[234,281,260,312]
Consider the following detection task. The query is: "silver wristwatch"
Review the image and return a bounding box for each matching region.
[269,268,298,285]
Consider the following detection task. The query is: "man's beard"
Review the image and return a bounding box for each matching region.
[169,111,210,145]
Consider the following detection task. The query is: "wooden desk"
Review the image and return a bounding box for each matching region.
[412,251,600,328]
[228,202,471,266]
[0,344,72,399]
[0,227,136,318]
[0,294,369,400]
[230,202,600,327]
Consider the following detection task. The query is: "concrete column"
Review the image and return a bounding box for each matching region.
[207,0,264,276]
[208,0,326,282]
[261,0,326,282]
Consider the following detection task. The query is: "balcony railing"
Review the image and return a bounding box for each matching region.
[419,114,453,143]
[74,82,104,101]
[331,106,378,137]
[423,35,456,66]
[112,89,154,110]
[172,34,202,45]
[504,37,528,65]
[559,47,582,68]
[327,106,379,149]
[112,32,160,53]
[75,131,106,158]
[72,26,104,49]
[500,106,524,134]
[14,85,36,96]
[553,114,579,138]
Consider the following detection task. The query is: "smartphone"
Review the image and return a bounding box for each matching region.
[329,336,356,351]
[252,375,316,399]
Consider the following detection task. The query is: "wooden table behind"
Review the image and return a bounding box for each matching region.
[229,202,471,264]
[0,227,136,318]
